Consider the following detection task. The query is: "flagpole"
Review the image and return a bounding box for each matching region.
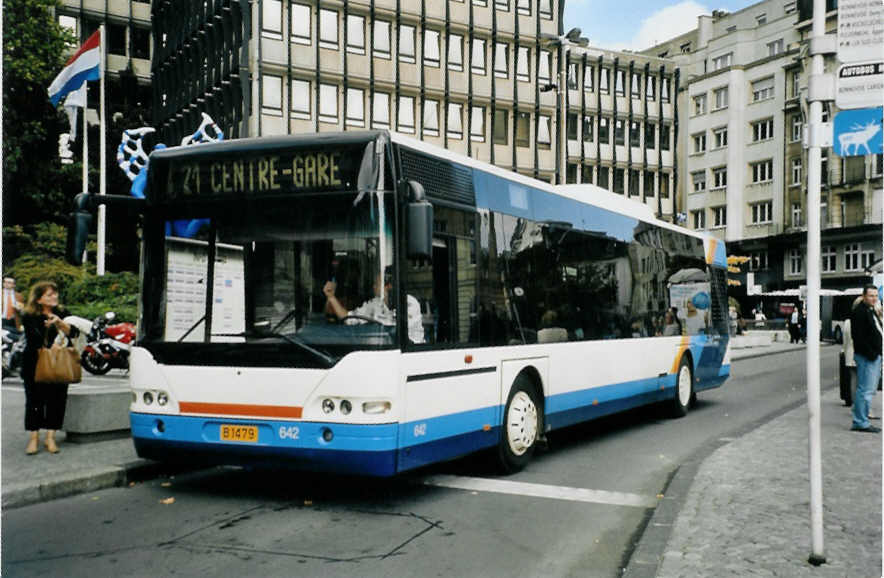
[82,84,88,197]
[97,25,107,276]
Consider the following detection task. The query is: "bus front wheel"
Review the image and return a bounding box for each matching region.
[497,375,541,473]
[669,357,694,418]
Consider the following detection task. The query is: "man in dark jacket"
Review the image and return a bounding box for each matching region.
[849,284,882,433]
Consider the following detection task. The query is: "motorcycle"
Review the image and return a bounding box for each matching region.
[1,326,25,378]
[80,312,136,375]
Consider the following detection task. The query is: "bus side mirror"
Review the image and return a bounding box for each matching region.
[406,181,433,260]
[66,193,93,265]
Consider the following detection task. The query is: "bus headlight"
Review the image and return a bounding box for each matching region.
[322,398,335,413]
[362,401,391,414]
[157,391,169,406]
[340,400,352,415]
[143,391,154,405]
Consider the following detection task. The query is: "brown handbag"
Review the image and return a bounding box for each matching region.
[34,330,82,385]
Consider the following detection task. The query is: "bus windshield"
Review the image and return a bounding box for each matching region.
[141,190,397,366]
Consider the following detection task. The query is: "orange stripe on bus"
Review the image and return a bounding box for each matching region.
[670,335,691,375]
[179,402,303,418]
[706,238,718,265]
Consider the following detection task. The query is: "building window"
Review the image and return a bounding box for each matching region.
[346,14,365,54]
[447,102,463,139]
[538,51,552,83]
[750,251,769,271]
[660,172,670,198]
[756,12,767,25]
[495,0,510,9]
[791,70,801,98]
[290,3,311,44]
[791,158,802,186]
[767,39,784,56]
[752,77,774,102]
[538,115,552,147]
[131,26,150,59]
[789,249,803,275]
[645,122,655,149]
[629,121,640,147]
[517,0,531,16]
[262,0,282,39]
[582,116,594,142]
[423,100,440,136]
[346,88,365,127]
[713,126,728,149]
[424,29,440,66]
[374,20,391,57]
[751,160,773,183]
[615,69,625,96]
[517,46,530,81]
[373,92,390,128]
[470,106,485,141]
[448,34,463,71]
[845,243,860,271]
[262,75,283,115]
[692,209,706,229]
[822,246,836,272]
[873,154,883,177]
[862,248,876,270]
[319,83,338,123]
[584,65,594,91]
[692,132,707,153]
[582,165,594,184]
[790,202,802,227]
[494,43,508,78]
[399,25,416,62]
[493,109,508,144]
[629,169,640,196]
[646,75,656,99]
[712,167,727,189]
[58,14,78,37]
[661,77,670,101]
[644,170,655,196]
[613,168,625,194]
[821,198,829,225]
[630,71,641,97]
[599,68,610,94]
[398,95,415,133]
[472,38,486,75]
[661,124,670,151]
[751,201,773,224]
[566,62,578,89]
[598,166,610,189]
[516,111,530,147]
[711,52,732,71]
[713,86,729,110]
[712,206,727,228]
[567,113,579,141]
[319,9,338,48]
[291,79,311,118]
[107,23,126,55]
[539,0,552,18]
[752,118,774,142]
[599,117,610,144]
[692,170,707,193]
[693,93,707,116]
[614,119,625,146]
[566,164,578,184]
[791,115,802,142]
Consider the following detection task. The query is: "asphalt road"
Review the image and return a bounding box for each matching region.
[2,348,838,578]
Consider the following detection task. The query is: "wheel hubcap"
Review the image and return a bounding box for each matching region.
[678,365,692,406]
[507,391,538,456]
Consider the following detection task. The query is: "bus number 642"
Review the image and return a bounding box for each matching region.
[279,426,300,440]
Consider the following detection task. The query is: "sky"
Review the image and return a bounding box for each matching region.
[563,0,763,52]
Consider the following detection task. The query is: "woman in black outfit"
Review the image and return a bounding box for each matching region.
[20,281,79,455]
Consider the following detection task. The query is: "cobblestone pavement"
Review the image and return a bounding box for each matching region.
[657,388,882,577]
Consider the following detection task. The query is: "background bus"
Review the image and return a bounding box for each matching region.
[69,130,730,476]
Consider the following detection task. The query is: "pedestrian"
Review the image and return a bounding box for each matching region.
[20,281,80,454]
[2,276,23,331]
[789,308,800,343]
[849,284,882,433]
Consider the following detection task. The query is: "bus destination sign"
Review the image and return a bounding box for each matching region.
[157,146,366,201]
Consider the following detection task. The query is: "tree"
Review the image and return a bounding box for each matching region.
[3,0,80,225]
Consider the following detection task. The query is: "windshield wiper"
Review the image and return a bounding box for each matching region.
[177,315,206,342]
[211,329,335,368]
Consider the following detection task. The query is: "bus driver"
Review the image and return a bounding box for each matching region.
[323,270,425,344]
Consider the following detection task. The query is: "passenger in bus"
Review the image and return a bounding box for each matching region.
[662,308,682,336]
[323,270,425,344]
[683,301,708,335]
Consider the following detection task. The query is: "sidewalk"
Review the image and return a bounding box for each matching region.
[626,343,882,577]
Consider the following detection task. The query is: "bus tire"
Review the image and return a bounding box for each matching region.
[669,356,693,418]
[497,374,541,474]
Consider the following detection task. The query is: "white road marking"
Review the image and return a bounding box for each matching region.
[422,474,658,508]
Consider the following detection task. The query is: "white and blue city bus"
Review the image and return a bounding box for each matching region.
[69,130,730,476]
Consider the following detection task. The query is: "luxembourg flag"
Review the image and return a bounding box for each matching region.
[48,30,101,107]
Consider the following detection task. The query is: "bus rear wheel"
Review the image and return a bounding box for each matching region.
[497,375,541,473]
[669,356,694,418]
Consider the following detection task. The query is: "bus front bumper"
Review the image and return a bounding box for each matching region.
[130,412,399,477]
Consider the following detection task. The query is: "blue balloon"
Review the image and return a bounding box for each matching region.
[692,292,711,310]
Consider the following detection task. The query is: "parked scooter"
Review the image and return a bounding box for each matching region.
[1,326,25,378]
[81,312,136,375]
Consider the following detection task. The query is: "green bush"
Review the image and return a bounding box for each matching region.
[6,255,86,299]
[67,300,137,324]
[65,272,139,323]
